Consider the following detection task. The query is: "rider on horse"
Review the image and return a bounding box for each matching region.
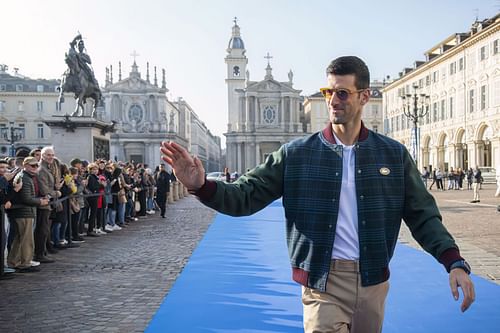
[65,34,100,95]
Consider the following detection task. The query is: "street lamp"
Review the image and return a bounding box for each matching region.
[401,84,430,169]
[1,123,23,157]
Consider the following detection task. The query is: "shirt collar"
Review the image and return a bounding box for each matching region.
[321,121,369,145]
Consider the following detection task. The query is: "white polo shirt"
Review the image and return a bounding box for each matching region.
[331,132,359,260]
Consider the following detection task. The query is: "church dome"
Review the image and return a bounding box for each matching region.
[228,36,245,49]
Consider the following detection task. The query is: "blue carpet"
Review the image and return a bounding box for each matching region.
[147,200,500,333]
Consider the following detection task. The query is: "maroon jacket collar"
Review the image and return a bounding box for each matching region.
[321,121,369,144]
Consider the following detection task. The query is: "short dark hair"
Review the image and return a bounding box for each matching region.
[326,56,370,89]
[29,148,41,157]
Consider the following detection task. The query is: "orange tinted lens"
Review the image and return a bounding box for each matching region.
[320,88,333,100]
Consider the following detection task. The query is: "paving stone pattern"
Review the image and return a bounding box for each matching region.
[398,183,500,284]
[0,196,215,333]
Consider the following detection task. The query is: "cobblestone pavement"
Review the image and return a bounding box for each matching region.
[398,183,500,284]
[0,196,216,333]
[1,184,499,332]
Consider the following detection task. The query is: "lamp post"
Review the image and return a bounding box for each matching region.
[401,84,430,169]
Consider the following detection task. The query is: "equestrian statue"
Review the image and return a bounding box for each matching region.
[59,34,102,117]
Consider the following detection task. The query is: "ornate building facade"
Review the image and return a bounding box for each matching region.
[0,65,75,157]
[224,20,307,173]
[384,14,500,172]
[103,61,221,169]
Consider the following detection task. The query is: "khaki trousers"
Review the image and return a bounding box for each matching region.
[302,260,389,333]
[7,218,35,269]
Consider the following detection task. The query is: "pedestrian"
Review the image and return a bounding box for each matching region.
[428,169,437,190]
[436,168,444,191]
[421,166,429,188]
[155,164,170,218]
[161,56,475,333]
[466,168,473,190]
[471,166,482,203]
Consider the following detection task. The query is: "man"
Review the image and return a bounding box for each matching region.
[161,56,475,333]
[155,164,170,218]
[7,157,49,272]
[0,159,22,278]
[471,166,482,203]
[34,146,60,263]
[29,148,42,162]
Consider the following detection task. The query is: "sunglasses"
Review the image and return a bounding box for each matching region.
[319,87,366,102]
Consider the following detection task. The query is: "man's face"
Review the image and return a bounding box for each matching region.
[73,163,82,171]
[24,163,39,175]
[0,163,7,176]
[34,152,41,161]
[42,149,55,164]
[326,74,369,126]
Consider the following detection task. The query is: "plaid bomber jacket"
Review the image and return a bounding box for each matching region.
[196,123,462,291]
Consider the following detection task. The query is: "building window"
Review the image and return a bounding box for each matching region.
[494,40,499,55]
[425,106,430,124]
[449,62,456,75]
[449,97,453,118]
[469,89,475,113]
[37,101,43,112]
[425,75,431,86]
[373,125,378,133]
[0,100,5,112]
[433,102,438,122]
[480,46,488,61]
[18,124,25,139]
[432,71,439,83]
[15,84,23,92]
[18,101,24,111]
[459,57,465,71]
[0,124,6,139]
[440,100,445,120]
[480,85,487,110]
[263,105,276,124]
[37,124,44,139]
[37,85,44,92]
[372,104,379,116]
[418,78,424,88]
[0,84,6,91]
[233,66,240,77]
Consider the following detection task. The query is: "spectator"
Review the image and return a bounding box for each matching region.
[0,159,21,277]
[35,147,60,263]
[7,157,49,272]
[155,164,170,218]
[85,163,103,237]
[29,148,42,162]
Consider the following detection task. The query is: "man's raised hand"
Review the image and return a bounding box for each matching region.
[161,141,205,192]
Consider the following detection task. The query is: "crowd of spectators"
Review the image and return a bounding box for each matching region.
[1,146,174,278]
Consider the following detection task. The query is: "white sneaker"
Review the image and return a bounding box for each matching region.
[31,260,40,267]
[96,229,107,235]
[105,225,114,232]
[112,225,122,231]
[59,239,68,245]
[146,210,154,215]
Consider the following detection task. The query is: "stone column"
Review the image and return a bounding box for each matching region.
[178,183,184,199]
[173,182,179,201]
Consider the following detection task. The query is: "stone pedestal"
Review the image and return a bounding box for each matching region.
[44,115,115,163]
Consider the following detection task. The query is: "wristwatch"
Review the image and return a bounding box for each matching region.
[448,260,471,275]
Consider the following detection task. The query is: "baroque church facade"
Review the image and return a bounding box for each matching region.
[224,21,308,173]
[103,61,221,170]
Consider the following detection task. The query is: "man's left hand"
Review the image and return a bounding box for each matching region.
[449,268,475,312]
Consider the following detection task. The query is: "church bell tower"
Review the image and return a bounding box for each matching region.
[225,17,247,133]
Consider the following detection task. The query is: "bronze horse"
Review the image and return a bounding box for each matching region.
[59,68,102,117]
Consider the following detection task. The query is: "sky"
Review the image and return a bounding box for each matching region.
[1,0,498,148]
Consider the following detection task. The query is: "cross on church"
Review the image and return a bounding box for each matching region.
[233,16,238,25]
[264,52,273,66]
[130,50,140,63]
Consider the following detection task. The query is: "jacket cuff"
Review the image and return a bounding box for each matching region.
[438,247,463,272]
[192,179,217,201]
